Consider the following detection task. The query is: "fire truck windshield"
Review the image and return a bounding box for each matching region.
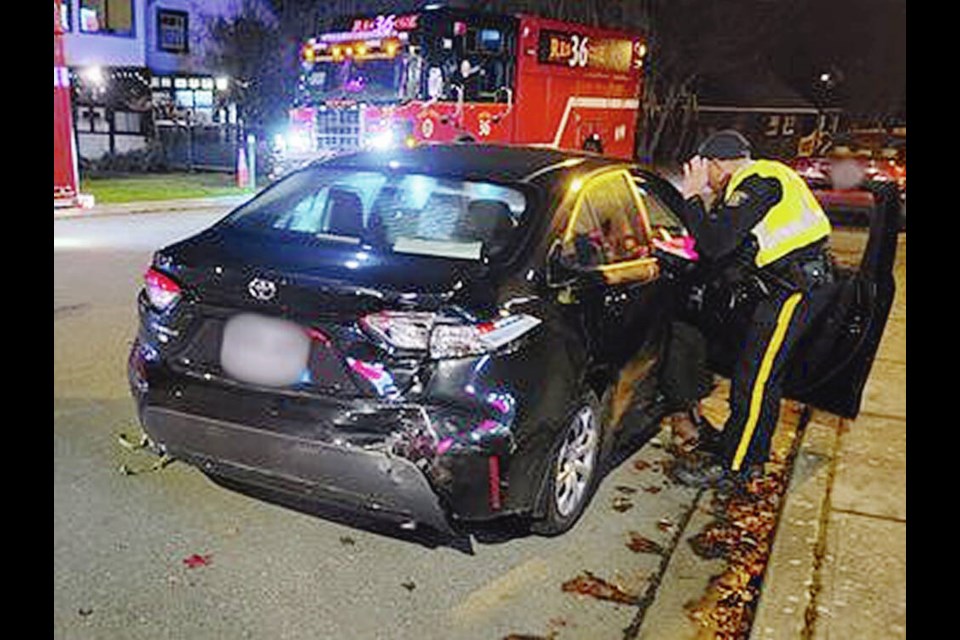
[308,57,408,103]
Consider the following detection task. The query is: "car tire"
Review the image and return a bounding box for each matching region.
[530,391,604,536]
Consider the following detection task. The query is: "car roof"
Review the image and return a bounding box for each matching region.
[318,143,628,186]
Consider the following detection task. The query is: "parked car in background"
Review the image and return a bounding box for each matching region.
[791,132,905,228]
[128,144,898,536]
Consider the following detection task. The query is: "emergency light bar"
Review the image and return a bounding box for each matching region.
[319,29,409,44]
[305,39,402,62]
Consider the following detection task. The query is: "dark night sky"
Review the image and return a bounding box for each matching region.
[772,0,906,117]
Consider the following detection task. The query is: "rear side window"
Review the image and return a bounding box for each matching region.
[221,168,527,261]
[563,172,649,267]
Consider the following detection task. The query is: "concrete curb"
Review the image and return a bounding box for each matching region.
[750,412,841,639]
[53,194,252,220]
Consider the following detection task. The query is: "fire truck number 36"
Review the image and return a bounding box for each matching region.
[569,35,590,67]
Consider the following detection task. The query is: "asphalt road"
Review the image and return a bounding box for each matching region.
[53,209,876,640]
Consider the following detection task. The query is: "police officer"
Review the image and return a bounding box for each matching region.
[674,130,834,486]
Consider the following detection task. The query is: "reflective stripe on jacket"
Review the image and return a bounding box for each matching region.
[725,159,832,268]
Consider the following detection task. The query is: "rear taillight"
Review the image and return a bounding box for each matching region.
[359,311,542,359]
[144,267,181,311]
[430,314,542,359]
[360,311,435,351]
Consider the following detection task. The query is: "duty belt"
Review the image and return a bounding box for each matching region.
[768,252,833,292]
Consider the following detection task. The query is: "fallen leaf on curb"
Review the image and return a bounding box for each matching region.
[615,485,638,494]
[118,464,135,476]
[151,455,173,471]
[401,580,416,591]
[502,634,556,640]
[657,518,675,532]
[117,433,143,451]
[117,432,149,451]
[78,608,93,617]
[612,496,634,512]
[626,532,665,555]
[183,553,212,569]
[643,485,662,494]
[561,571,637,605]
[339,536,356,546]
[633,459,651,471]
[685,464,790,637]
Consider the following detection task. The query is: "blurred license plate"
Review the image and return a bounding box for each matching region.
[220,314,310,387]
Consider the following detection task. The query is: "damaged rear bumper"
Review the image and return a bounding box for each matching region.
[142,406,456,535]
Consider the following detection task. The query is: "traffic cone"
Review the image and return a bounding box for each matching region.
[236,145,249,189]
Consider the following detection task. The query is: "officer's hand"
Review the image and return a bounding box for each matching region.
[682,156,710,200]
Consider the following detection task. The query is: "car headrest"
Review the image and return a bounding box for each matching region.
[467,199,515,236]
[326,189,364,237]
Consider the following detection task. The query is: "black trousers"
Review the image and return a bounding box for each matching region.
[660,320,712,414]
[719,284,831,472]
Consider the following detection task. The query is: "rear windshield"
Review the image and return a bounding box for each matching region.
[221,167,528,261]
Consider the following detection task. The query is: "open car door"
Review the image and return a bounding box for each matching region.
[696,183,900,419]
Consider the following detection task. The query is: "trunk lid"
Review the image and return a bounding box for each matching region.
[157,228,500,399]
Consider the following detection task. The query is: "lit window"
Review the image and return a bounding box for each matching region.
[158,9,188,53]
[114,111,143,133]
[480,29,502,53]
[194,90,213,108]
[175,90,194,108]
[80,0,133,36]
[58,2,71,32]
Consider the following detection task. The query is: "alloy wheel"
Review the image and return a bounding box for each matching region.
[554,405,599,517]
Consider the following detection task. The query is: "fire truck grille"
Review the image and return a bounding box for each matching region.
[316,108,362,152]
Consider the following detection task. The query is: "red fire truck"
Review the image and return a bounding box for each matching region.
[279,6,646,165]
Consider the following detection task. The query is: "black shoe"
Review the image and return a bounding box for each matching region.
[688,411,725,456]
[697,423,725,456]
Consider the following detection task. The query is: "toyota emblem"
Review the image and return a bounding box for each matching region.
[248,278,277,302]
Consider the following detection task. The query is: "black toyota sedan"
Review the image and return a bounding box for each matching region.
[128,144,898,536]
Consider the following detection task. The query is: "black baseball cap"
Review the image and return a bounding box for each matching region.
[697,130,752,159]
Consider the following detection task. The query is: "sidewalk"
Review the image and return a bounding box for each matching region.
[53,193,252,220]
[752,234,906,639]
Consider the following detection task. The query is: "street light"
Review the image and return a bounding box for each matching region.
[82,66,104,85]
[813,70,839,155]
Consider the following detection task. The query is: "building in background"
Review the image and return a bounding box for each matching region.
[59,0,151,161]
[692,65,843,160]
[58,0,274,164]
